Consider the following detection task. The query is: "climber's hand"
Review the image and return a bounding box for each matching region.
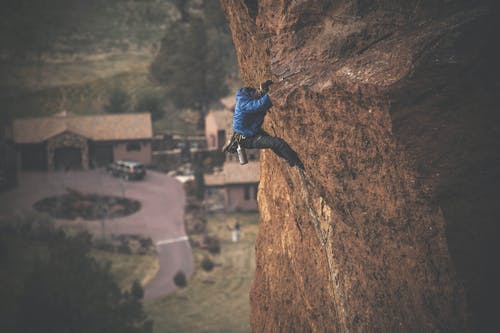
[259,80,273,94]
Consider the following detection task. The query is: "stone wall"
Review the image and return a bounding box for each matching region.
[47,131,89,171]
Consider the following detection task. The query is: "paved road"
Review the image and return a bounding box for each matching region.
[0,169,194,300]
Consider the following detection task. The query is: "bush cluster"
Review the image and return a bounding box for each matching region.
[173,271,187,288]
[201,257,214,272]
[202,234,221,255]
[93,234,156,255]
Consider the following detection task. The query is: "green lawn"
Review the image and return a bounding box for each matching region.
[146,213,259,333]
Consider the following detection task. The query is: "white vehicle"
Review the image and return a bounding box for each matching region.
[106,160,146,181]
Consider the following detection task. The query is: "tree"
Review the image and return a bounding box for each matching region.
[105,88,131,114]
[136,93,164,121]
[150,0,235,113]
[14,232,152,333]
[169,0,189,22]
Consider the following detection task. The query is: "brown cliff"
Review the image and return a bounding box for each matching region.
[220,1,500,332]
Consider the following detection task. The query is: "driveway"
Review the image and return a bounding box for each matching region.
[0,169,193,300]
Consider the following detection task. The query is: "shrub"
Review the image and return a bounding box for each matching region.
[201,257,214,272]
[93,238,115,252]
[173,271,187,288]
[139,238,154,249]
[104,88,131,114]
[117,241,132,254]
[203,234,221,255]
[136,92,164,121]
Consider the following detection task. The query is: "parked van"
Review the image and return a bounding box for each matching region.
[106,160,146,181]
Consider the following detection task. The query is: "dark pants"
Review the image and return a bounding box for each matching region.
[240,130,303,168]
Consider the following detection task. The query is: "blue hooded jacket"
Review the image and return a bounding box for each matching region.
[233,87,273,137]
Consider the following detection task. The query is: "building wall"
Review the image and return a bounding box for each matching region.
[89,141,114,167]
[18,143,47,171]
[113,141,151,164]
[205,113,218,150]
[225,183,258,212]
[0,141,18,188]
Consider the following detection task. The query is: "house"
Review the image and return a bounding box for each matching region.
[205,108,233,151]
[0,140,17,189]
[12,113,153,171]
[204,161,260,212]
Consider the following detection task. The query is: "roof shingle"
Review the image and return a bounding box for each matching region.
[13,113,152,143]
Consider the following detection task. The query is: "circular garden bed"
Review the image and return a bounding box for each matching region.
[33,190,141,220]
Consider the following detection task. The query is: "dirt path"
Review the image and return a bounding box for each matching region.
[0,169,194,300]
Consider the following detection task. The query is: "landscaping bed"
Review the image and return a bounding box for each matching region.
[33,188,141,220]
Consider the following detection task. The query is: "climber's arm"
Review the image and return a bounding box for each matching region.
[241,93,273,114]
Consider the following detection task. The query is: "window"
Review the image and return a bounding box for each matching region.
[126,142,141,151]
[254,184,258,200]
[244,185,250,200]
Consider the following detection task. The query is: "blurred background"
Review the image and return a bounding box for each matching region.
[0,1,258,332]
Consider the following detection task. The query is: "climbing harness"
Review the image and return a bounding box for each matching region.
[222,132,248,165]
[222,132,244,153]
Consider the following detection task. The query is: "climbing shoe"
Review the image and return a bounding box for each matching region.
[289,159,305,171]
[296,160,305,171]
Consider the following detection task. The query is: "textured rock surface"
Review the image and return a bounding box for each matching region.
[221,1,499,332]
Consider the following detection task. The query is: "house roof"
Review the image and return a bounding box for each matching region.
[206,109,233,131]
[220,95,236,110]
[12,113,152,143]
[205,161,260,186]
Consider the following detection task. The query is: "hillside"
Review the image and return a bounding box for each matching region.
[0,0,174,125]
[0,0,235,134]
[221,1,499,332]
[0,0,237,136]
[0,0,175,58]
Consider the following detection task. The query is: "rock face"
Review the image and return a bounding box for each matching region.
[220,1,499,332]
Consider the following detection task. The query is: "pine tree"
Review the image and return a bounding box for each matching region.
[150,0,235,113]
[104,88,131,114]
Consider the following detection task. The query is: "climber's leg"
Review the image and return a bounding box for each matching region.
[241,131,304,169]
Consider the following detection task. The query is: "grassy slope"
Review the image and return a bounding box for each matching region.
[0,48,157,118]
[0,54,199,135]
[146,213,259,333]
[0,0,200,135]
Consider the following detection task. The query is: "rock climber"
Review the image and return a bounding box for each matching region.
[223,80,304,170]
